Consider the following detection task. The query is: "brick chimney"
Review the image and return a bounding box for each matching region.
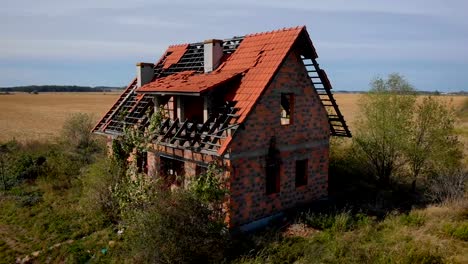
[204,39,223,73]
[136,62,154,87]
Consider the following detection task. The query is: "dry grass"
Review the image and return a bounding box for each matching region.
[0,92,120,142]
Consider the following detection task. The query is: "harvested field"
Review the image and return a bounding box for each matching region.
[0,92,466,144]
[334,93,468,128]
[0,92,120,142]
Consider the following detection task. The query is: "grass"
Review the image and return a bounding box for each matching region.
[235,202,468,264]
[0,178,116,263]
[0,92,119,142]
[0,93,466,262]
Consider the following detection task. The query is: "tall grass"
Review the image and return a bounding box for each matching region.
[235,203,468,264]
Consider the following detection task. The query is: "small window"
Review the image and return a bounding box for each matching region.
[295,159,308,187]
[160,156,185,186]
[281,93,293,125]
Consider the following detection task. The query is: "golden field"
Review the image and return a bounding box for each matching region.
[0,92,120,142]
[0,92,466,143]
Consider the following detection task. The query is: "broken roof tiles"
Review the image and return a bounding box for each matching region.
[94,26,343,154]
[161,44,189,69]
[137,26,305,126]
[138,70,244,94]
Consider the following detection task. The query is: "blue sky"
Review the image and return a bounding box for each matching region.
[1,0,468,92]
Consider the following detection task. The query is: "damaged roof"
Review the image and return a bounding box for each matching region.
[137,26,309,124]
[137,70,244,94]
[93,26,351,155]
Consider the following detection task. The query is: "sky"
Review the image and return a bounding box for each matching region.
[1,0,468,92]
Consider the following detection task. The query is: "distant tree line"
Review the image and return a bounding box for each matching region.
[0,85,124,93]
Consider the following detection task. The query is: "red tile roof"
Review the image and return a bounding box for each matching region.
[138,70,243,94]
[220,26,305,124]
[161,44,189,69]
[136,26,313,155]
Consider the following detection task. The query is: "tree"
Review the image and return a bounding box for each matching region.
[354,73,416,185]
[406,96,462,191]
[354,73,463,191]
[60,113,102,164]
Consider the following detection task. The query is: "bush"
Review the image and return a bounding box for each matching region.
[444,222,468,241]
[60,113,95,150]
[80,158,123,223]
[301,210,371,232]
[0,140,48,190]
[257,237,308,264]
[124,189,230,264]
[400,211,426,227]
[60,113,104,164]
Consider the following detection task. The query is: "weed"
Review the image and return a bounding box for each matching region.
[444,222,468,241]
[400,211,426,227]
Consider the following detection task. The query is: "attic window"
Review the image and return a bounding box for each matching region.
[281,93,293,125]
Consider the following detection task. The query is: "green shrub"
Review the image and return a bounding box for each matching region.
[17,190,43,207]
[256,237,308,264]
[404,246,444,264]
[66,241,93,264]
[400,212,426,227]
[124,189,229,264]
[301,210,371,232]
[444,222,468,241]
[80,158,126,223]
[302,211,336,230]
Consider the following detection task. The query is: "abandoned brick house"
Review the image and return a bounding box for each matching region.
[92,26,351,227]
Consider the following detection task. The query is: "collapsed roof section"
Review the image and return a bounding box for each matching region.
[92,26,351,155]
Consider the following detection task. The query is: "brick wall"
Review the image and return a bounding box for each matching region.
[228,49,330,226]
[144,48,330,227]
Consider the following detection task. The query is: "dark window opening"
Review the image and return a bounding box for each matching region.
[266,137,281,194]
[281,93,293,125]
[136,151,148,174]
[295,159,308,187]
[159,156,185,187]
[184,96,204,123]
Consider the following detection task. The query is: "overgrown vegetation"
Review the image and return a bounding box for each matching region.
[1,73,467,263]
[354,73,463,191]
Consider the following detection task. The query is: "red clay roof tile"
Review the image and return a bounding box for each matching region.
[161,44,189,69]
[138,70,243,94]
[135,26,309,154]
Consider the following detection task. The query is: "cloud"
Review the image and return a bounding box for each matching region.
[316,39,468,63]
[0,39,165,61]
[1,0,467,89]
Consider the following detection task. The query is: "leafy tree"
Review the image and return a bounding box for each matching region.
[354,73,416,185]
[354,73,463,190]
[406,96,462,191]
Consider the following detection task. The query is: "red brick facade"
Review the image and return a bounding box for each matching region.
[227,50,329,226]
[93,26,350,228]
[146,48,329,227]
